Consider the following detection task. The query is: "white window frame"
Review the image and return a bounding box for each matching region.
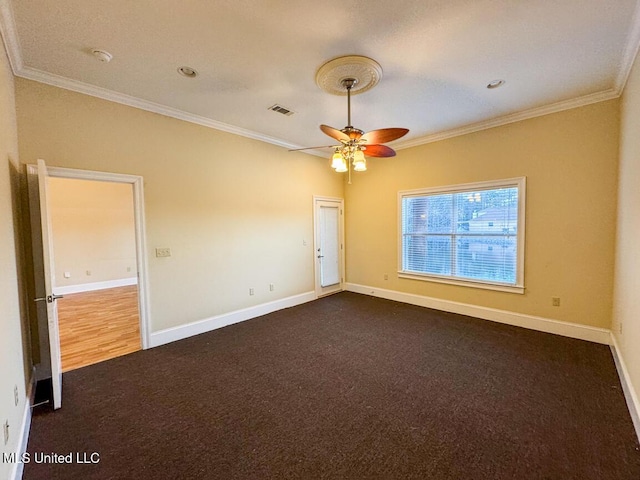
[397,177,526,294]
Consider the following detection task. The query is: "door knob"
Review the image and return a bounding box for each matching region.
[34,294,64,303]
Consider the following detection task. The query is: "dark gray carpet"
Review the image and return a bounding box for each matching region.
[24,292,640,479]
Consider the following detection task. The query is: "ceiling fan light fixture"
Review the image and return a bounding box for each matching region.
[352,150,367,171]
[331,150,346,170]
[334,157,348,172]
[353,159,367,172]
[287,55,408,183]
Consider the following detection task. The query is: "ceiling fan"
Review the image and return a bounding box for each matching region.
[290,56,409,182]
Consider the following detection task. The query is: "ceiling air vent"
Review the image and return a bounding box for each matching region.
[268,104,295,116]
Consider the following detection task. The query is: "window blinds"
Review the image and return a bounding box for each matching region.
[401,186,520,286]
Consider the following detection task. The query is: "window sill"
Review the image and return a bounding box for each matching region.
[398,271,525,294]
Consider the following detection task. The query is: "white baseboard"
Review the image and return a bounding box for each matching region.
[54,277,138,295]
[149,291,316,348]
[610,334,640,442]
[9,374,35,480]
[345,283,611,345]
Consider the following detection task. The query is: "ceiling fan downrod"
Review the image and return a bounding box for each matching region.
[340,78,363,139]
[342,78,356,129]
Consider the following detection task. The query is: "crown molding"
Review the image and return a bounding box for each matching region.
[0,2,297,150]
[0,0,22,73]
[615,0,640,93]
[1,0,639,153]
[393,88,620,150]
[0,0,295,151]
[17,65,300,151]
[11,63,622,156]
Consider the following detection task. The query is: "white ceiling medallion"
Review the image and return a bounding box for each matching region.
[315,55,383,96]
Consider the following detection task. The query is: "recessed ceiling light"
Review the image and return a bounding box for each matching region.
[487,79,505,89]
[91,49,112,63]
[177,66,198,78]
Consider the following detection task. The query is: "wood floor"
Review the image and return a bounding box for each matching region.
[57,285,141,372]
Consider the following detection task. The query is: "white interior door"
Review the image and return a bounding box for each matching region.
[314,197,344,297]
[36,159,63,409]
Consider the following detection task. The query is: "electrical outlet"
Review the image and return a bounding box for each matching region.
[63,271,71,278]
[155,248,171,258]
[86,270,92,276]
[384,274,389,280]
[3,420,8,445]
[619,323,623,334]
[552,297,560,307]
[269,283,275,292]
[14,385,18,406]
[249,288,255,296]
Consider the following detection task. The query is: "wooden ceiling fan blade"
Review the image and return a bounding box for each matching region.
[362,144,396,157]
[288,145,336,152]
[320,124,350,142]
[360,128,409,144]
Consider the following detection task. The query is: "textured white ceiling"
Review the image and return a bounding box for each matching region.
[1,0,639,152]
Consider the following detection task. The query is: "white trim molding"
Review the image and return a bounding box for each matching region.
[43,164,152,351]
[16,65,301,152]
[393,89,619,150]
[0,0,23,73]
[9,401,31,480]
[9,374,35,480]
[149,291,316,348]
[54,277,138,296]
[2,0,640,154]
[616,0,640,93]
[610,334,640,442]
[397,177,526,294]
[345,283,611,345]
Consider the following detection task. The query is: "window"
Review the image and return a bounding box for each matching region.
[398,177,525,293]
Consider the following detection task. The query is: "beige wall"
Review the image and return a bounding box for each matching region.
[346,99,619,329]
[15,79,344,332]
[3,32,637,464]
[49,178,137,288]
[0,41,29,480]
[613,48,640,410]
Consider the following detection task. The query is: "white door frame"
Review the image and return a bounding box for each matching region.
[31,163,152,350]
[313,196,345,298]
[31,160,63,408]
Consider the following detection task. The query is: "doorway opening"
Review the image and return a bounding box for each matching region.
[48,177,141,371]
[28,161,150,409]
